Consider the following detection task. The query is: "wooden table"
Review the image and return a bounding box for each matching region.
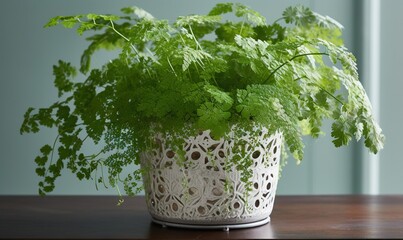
[1,195,403,239]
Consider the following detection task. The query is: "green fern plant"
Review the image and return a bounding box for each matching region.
[21,3,384,197]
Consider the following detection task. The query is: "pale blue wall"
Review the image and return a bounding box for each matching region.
[378,0,403,194]
[1,0,397,196]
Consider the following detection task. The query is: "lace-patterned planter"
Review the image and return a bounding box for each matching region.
[140,126,282,230]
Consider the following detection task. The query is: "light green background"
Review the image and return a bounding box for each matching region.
[0,0,401,195]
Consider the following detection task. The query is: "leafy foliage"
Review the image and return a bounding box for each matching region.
[21,3,384,196]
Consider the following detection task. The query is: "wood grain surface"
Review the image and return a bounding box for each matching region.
[1,195,403,239]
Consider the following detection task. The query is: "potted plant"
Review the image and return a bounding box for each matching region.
[21,3,384,229]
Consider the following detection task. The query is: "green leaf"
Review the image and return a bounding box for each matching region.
[85,13,120,22]
[253,24,285,43]
[176,15,222,27]
[208,3,233,16]
[35,156,47,166]
[79,26,126,73]
[182,47,212,71]
[20,107,41,134]
[313,13,344,29]
[61,18,78,28]
[283,5,315,26]
[53,60,76,97]
[40,145,52,155]
[77,172,85,180]
[331,120,352,147]
[86,13,99,20]
[76,22,96,35]
[197,102,231,136]
[37,108,54,128]
[203,84,233,110]
[216,22,255,42]
[36,167,46,177]
[43,185,55,193]
[121,6,154,20]
[44,17,61,28]
[234,3,266,26]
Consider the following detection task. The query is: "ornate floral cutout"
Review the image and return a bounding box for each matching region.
[141,126,282,225]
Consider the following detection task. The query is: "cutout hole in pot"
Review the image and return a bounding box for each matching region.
[166,150,175,158]
[191,151,201,160]
[158,184,165,194]
[255,199,260,208]
[252,150,261,158]
[218,150,225,158]
[198,206,206,214]
[188,187,197,195]
[212,187,223,196]
[172,202,178,211]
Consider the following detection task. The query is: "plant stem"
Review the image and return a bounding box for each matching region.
[115,181,124,206]
[263,52,329,84]
[45,134,60,178]
[315,84,344,105]
[167,57,178,77]
[108,20,141,62]
[273,16,285,25]
[109,20,130,42]
[187,24,202,50]
[240,21,245,35]
[295,75,344,105]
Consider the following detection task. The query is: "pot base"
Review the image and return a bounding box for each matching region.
[152,217,270,231]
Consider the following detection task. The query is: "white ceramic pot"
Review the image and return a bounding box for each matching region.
[140,125,282,230]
